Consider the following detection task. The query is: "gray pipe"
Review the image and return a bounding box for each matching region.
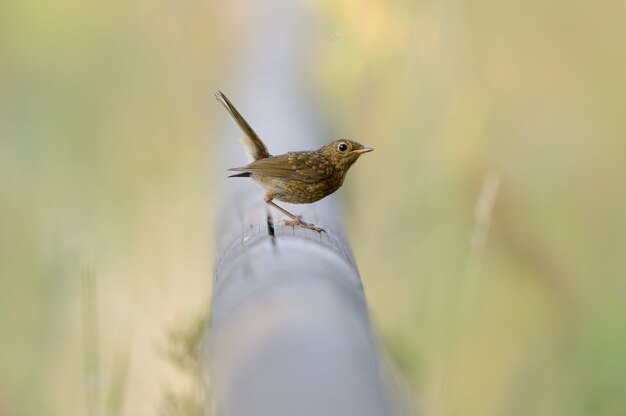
[202,2,399,415]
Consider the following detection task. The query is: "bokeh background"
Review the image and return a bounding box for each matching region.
[1,0,625,415]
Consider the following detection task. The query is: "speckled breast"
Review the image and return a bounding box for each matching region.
[255,172,345,204]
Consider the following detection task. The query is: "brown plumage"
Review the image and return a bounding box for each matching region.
[216,91,373,232]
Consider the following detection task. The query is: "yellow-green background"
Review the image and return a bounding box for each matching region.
[1,0,625,415]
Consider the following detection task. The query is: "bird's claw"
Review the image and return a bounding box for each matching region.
[283,219,326,233]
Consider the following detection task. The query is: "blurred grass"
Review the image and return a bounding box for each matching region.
[0,0,220,414]
[1,0,626,415]
[313,1,626,415]
[158,311,208,416]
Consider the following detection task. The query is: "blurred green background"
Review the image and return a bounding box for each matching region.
[1,0,625,415]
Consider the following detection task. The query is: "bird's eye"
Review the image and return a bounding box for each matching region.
[337,143,348,152]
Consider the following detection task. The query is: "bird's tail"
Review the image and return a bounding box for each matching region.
[215,91,271,162]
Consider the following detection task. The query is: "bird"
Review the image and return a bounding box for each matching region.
[215,91,373,233]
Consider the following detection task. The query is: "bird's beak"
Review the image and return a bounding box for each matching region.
[353,147,374,154]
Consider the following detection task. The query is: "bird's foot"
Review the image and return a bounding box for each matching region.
[283,219,326,233]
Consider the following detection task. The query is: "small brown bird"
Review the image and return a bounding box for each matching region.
[216,91,373,233]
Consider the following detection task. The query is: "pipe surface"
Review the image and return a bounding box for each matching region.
[204,2,395,415]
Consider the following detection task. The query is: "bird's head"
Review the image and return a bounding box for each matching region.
[320,139,374,172]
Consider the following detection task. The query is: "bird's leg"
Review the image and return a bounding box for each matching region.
[263,193,299,221]
[264,193,325,233]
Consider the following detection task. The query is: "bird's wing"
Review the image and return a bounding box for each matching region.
[229,153,332,183]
